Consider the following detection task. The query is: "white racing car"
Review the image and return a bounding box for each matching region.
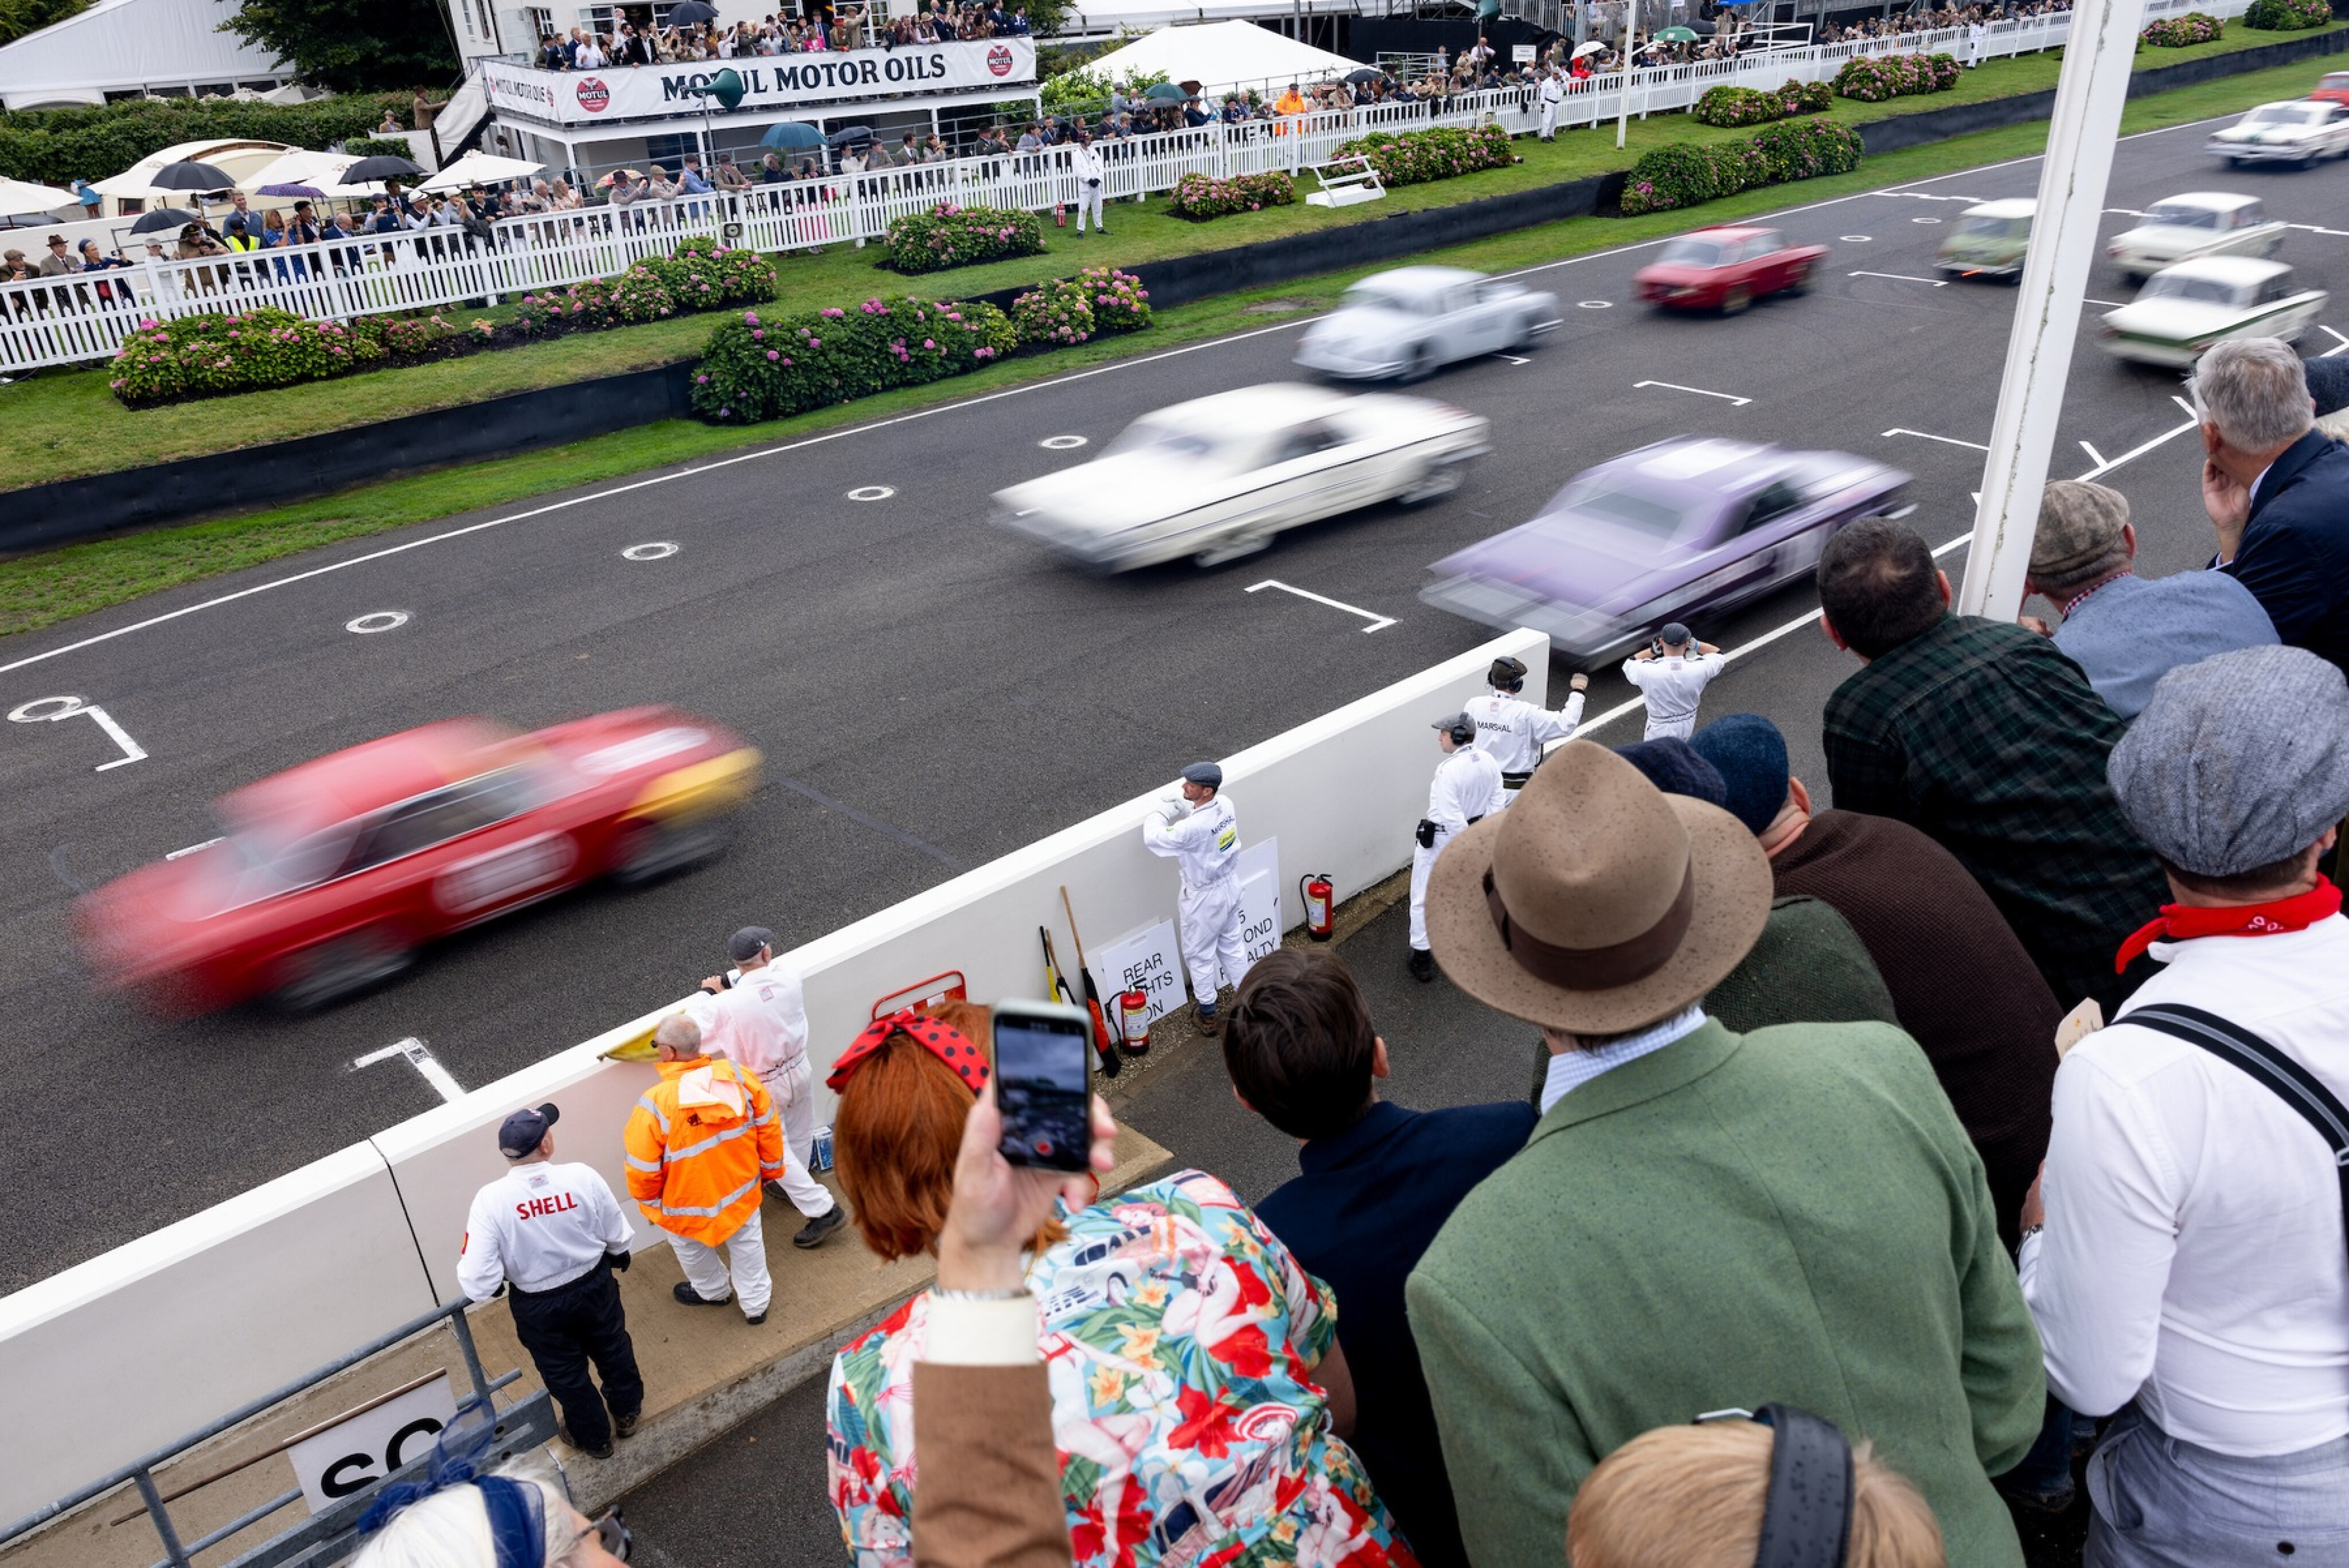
[992,383,1492,570]
[2206,100,2349,167]
[1291,266,1561,382]
[2097,257,2328,367]
[2106,192,2285,279]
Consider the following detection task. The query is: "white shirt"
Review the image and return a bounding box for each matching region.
[1539,1006,1708,1113]
[1427,746,1503,834]
[1621,652,1724,738]
[575,42,606,65]
[1071,143,1104,182]
[2019,918,2349,1455]
[1465,689,1586,774]
[684,959,811,1097]
[1144,794,1240,890]
[457,1160,634,1300]
[1538,75,1564,105]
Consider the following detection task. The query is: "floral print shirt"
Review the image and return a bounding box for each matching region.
[826,1170,1418,1568]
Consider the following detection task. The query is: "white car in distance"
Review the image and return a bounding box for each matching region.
[2106,192,2285,279]
[2206,100,2349,167]
[2097,257,2328,367]
[1292,265,1562,382]
[991,384,1492,571]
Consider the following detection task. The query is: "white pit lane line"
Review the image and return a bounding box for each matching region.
[0,107,2283,684]
[353,1037,464,1102]
[1636,379,1752,407]
[1246,580,1396,634]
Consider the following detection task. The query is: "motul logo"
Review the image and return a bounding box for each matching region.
[986,44,1013,76]
[576,76,611,112]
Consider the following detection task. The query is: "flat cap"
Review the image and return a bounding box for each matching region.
[2030,480,2131,584]
[2109,645,2349,877]
[1488,655,1529,688]
[1181,761,1223,788]
[1433,711,1477,741]
[1612,738,1727,808]
[1691,713,1790,837]
[2304,354,2349,419]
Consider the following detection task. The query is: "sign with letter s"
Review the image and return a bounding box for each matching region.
[287,1376,459,1515]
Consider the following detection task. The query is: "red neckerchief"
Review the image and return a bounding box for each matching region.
[2114,875,2342,973]
[2061,570,2134,620]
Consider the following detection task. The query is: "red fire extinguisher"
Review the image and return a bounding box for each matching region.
[1301,873,1334,942]
[1053,202,1067,227]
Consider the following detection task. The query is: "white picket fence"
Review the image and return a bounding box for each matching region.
[0,0,2239,377]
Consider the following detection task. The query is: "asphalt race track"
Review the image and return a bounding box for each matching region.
[5,109,2344,1291]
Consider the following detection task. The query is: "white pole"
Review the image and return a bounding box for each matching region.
[1956,0,2147,620]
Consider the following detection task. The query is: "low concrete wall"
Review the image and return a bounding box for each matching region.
[0,628,1548,1528]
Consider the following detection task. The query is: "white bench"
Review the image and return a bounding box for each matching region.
[1305,158,1387,208]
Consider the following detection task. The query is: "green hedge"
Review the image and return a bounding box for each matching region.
[342,135,417,160]
[2243,0,2328,28]
[1692,79,1832,128]
[1620,119,1865,217]
[691,296,1019,424]
[881,202,1045,273]
[0,94,412,185]
[2141,11,2225,44]
[1832,53,1962,102]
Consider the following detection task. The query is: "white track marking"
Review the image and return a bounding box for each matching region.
[2074,416,2199,482]
[353,1038,464,1102]
[2079,440,2106,468]
[2322,326,2349,357]
[1851,269,1949,287]
[1493,352,1531,365]
[8,694,147,770]
[1245,580,1396,634]
[2082,298,2125,308]
[1039,434,1088,449]
[621,541,680,561]
[1883,428,1990,450]
[846,485,896,501]
[1635,380,1751,406]
[345,611,410,634]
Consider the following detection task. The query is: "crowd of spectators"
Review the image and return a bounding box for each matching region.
[530,1,1038,69]
[1818,0,2071,44]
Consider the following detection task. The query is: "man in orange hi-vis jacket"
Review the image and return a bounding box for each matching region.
[625,1014,786,1325]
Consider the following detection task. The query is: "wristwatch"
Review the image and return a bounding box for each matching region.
[2018,1223,2044,1246]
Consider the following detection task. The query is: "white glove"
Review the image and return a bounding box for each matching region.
[1155,797,1188,825]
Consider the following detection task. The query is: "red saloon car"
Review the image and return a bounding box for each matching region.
[77,708,760,1013]
[2313,71,2349,108]
[1634,226,1829,314]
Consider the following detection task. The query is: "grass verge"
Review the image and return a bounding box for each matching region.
[0,48,2331,642]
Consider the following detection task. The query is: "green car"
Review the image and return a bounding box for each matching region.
[1936,198,2035,280]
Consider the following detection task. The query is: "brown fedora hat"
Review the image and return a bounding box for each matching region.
[1427,740,1772,1034]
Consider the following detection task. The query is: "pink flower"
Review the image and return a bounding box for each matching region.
[766,349,780,360]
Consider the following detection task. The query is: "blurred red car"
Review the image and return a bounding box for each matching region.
[1634,226,1829,314]
[77,709,760,1013]
[2313,70,2349,107]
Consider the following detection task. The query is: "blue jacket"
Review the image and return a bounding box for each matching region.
[2223,428,2349,675]
[1255,1098,1535,1568]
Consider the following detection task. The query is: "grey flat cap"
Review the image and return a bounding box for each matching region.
[1181,761,1223,788]
[2031,480,2131,584]
[2109,645,2349,877]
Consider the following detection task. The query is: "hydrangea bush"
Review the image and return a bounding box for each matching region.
[690,296,1019,424]
[1832,52,1962,101]
[108,308,376,404]
[636,235,779,306]
[2243,0,2327,29]
[1012,276,1095,344]
[2141,10,2225,44]
[882,202,1046,273]
[1168,171,1296,219]
[1330,123,1516,187]
[1080,267,1151,334]
[1619,121,1863,216]
[1692,79,1833,128]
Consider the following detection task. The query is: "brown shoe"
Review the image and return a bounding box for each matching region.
[1193,1003,1221,1037]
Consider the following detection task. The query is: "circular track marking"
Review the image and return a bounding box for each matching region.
[622,541,681,561]
[846,485,896,502]
[8,695,86,724]
[1039,435,1088,451]
[1577,299,1613,310]
[1840,234,1872,243]
[346,611,411,635]
[1912,216,1942,225]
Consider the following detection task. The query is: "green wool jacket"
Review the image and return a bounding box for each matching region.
[1407,1019,2042,1568]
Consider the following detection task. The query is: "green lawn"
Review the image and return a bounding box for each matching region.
[3,24,2334,494]
[0,45,2334,642]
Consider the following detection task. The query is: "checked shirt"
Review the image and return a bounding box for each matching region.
[1823,615,2169,1015]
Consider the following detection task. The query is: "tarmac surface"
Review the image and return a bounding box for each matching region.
[6,109,2347,1293]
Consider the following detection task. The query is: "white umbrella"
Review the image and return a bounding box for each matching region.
[421,150,547,193]
[247,148,358,192]
[1572,40,1609,57]
[0,177,78,218]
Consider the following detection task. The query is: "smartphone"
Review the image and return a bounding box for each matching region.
[992,998,1094,1172]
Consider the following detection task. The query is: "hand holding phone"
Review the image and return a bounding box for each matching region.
[992,998,1095,1172]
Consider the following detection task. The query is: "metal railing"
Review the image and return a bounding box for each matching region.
[0,0,2242,376]
[0,1299,551,1568]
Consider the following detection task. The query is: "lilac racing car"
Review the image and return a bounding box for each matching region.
[1420,437,1914,667]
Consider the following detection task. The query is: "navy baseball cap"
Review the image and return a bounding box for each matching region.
[497,1102,559,1159]
[728,925,774,963]
[1660,621,1692,646]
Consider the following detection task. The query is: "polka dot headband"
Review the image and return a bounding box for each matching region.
[826,1008,989,1094]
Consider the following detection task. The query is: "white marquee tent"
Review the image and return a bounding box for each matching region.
[1080,20,1363,97]
[0,0,291,110]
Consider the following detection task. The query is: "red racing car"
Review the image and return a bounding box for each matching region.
[1634,226,1829,314]
[76,708,760,1014]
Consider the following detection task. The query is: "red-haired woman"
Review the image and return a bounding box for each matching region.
[824,1002,1417,1568]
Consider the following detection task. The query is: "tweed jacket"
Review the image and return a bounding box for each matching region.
[1408,1019,2042,1568]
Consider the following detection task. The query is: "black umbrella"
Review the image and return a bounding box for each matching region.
[341,154,427,184]
[1345,66,1387,83]
[666,0,718,23]
[130,206,201,233]
[826,125,875,147]
[149,160,239,193]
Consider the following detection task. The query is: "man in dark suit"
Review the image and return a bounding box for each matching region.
[1223,947,1535,1568]
[2199,335,2349,677]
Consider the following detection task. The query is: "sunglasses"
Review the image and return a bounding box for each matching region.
[565,1508,630,1562]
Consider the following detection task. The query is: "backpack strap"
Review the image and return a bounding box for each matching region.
[2122,1002,2349,1257]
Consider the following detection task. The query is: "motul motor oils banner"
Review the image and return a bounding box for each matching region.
[481,39,1037,125]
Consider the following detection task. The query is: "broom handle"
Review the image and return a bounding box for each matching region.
[1059,885,1091,973]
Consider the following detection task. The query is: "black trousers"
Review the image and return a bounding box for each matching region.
[508,1266,643,1449]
